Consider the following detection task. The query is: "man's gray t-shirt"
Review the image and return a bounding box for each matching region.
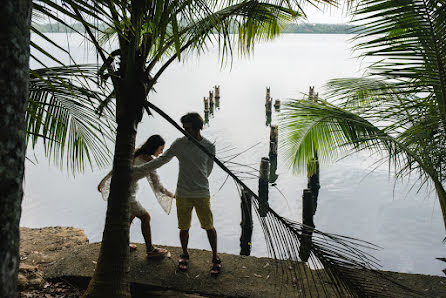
[133,136,215,198]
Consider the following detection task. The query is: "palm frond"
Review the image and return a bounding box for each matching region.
[27,64,115,173]
[351,0,446,123]
[146,100,418,297]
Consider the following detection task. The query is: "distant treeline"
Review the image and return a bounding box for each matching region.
[33,22,104,33]
[34,22,353,34]
[283,23,353,34]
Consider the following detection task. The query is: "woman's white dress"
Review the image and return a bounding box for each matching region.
[99,155,174,214]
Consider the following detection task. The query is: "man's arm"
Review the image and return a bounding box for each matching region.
[206,143,216,177]
[132,143,176,180]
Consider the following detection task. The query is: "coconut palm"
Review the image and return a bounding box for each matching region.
[281,0,446,231]
[0,1,32,296]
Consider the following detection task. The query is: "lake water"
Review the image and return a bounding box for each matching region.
[23,33,445,276]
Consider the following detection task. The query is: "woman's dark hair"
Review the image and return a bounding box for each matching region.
[134,135,165,157]
[181,112,203,130]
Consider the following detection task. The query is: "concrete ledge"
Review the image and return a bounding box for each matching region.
[20,227,446,297]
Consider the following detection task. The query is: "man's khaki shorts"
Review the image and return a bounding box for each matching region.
[176,196,214,230]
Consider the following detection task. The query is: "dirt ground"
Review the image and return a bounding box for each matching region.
[18,227,446,297]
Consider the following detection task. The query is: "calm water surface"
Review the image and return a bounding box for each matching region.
[23,33,445,276]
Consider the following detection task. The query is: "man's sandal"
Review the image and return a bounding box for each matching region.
[146,247,169,258]
[210,257,222,277]
[178,254,189,272]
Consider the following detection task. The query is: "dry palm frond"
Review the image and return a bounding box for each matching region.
[145,100,419,298]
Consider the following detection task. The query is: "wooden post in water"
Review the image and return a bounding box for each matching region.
[209,90,214,106]
[274,99,281,111]
[258,157,270,217]
[307,157,320,214]
[299,189,315,262]
[265,87,272,114]
[214,85,220,109]
[240,189,253,256]
[307,86,320,214]
[309,86,314,100]
[214,85,220,99]
[204,96,209,111]
[269,125,279,183]
[270,125,278,148]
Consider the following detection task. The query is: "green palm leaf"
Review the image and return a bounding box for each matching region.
[27,64,115,173]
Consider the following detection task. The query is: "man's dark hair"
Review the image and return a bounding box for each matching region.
[181,112,203,130]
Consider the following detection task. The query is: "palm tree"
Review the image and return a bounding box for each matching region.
[0,0,32,296]
[31,1,324,296]
[281,0,446,231]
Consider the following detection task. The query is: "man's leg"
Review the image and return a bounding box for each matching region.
[206,228,218,259]
[176,197,193,255]
[180,229,189,255]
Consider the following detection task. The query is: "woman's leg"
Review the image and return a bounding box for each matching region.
[138,211,152,252]
[129,214,137,250]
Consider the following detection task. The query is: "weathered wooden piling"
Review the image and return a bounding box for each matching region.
[265,87,272,113]
[214,85,220,99]
[270,125,278,144]
[266,100,272,114]
[204,96,209,112]
[204,109,209,125]
[274,99,281,110]
[265,111,272,126]
[209,90,214,106]
[307,157,320,215]
[258,157,270,217]
[302,189,315,227]
[240,189,253,256]
[309,86,314,99]
[299,189,315,262]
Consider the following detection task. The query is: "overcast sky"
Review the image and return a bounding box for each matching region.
[303,5,351,24]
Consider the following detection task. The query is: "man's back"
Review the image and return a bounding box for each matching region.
[171,136,215,198]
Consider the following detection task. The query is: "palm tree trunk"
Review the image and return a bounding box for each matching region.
[0,0,31,296]
[84,117,136,297]
[434,180,446,234]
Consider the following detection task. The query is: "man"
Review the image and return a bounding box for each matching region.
[133,112,221,276]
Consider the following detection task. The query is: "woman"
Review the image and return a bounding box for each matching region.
[98,135,174,257]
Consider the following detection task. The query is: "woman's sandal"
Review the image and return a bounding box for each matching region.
[210,257,222,277]
[146,247,169,258]
[178,254,189,272]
